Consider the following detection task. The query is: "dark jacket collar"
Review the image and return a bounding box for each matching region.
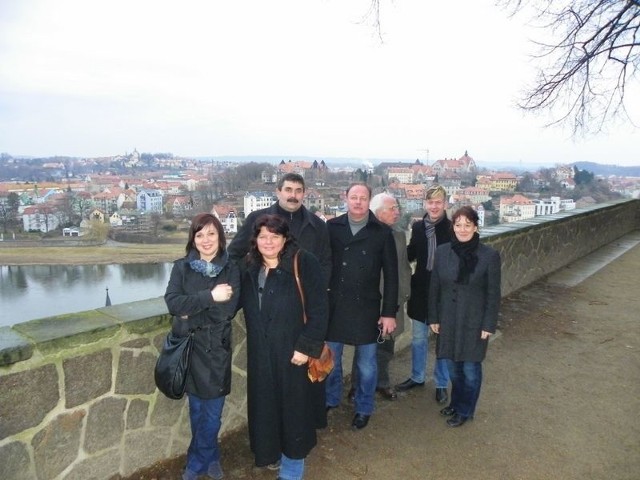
[266,202,316,229]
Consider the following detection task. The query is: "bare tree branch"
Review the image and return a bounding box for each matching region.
[498,0,640,136]
[363,0,384,42]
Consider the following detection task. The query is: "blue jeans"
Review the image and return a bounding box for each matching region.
[184,394,225,476]
[446,360,482,418]
[410,319,449,387]
[326,342,377,415]
[350,335,394,389]
[279,453,305,480]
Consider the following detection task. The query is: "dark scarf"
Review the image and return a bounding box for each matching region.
[424,214,445,271]
[450,232,480,284]
[188,250,229,278]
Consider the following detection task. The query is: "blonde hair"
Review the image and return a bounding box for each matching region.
[426,185,447,200]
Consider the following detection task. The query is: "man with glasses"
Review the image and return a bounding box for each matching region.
[347,192,411,402]
[395,185,452,405]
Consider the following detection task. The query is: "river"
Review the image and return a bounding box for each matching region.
[0,263,173,327]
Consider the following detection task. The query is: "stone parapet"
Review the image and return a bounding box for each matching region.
[481,199,639,296]
[1,198,638,480]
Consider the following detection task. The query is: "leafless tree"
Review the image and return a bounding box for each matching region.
[499,0,640,135]
[364,0,384,42]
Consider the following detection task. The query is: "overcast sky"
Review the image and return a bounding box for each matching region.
[1,0,638,167]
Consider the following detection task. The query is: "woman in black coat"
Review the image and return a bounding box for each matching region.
[164,213,241,480]
[240,214,328,480]
[428,206,501,428]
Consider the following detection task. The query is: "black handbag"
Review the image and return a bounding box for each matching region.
[154,329,195,400]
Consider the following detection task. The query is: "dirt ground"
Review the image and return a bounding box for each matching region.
[117,244,640,480]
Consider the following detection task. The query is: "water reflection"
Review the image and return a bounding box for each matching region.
[0,263,172,327]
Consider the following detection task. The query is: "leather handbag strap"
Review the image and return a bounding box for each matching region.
[293,250,307,324]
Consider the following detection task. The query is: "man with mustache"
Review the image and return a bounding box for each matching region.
[229,172,331,288]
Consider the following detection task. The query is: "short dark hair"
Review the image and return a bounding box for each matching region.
[186,213,226,255]
[345,182,371,198]
[277,173,305,191]
[247,214,297,265]
[451,206,479,227]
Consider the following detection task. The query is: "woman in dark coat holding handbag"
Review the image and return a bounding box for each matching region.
[164,213,240,480]
[240,214,328,480]
[428,206,501,428]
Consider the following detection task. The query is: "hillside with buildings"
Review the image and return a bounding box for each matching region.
[0,150,636,240]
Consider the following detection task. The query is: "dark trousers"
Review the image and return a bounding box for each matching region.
[445,360,482,418]
[185,393,225,475]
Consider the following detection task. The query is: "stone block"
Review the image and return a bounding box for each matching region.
[63,349,112,408]
[152,332,165,352]
[32,410,85,480]
[0,441,33,480]
[63,449,120,480]
[122,429,171,477]
[150,393,186,427]
[98,297,170,335]
[115,350,157,394]
[11,311,120,356]
[84,397,126,454]
[121,338,149,348]
[0,364,58,439]
[126,398,149,430]
[0,327,34,366]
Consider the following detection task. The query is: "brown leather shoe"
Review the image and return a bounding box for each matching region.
[376,387,397,400]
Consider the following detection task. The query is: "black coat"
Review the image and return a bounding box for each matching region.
[164,250,241,399]
[406,214,452,322]
[228,203,332,288]
[240,248,328,466]
[428,243,501,362]
[326,212,398,345]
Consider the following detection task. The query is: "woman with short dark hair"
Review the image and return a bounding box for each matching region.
[428,206,501,427]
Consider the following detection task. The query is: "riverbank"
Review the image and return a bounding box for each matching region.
[0,241,185,266]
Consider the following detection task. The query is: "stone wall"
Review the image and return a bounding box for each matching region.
[1,198,638,480]
[480,199,639,296]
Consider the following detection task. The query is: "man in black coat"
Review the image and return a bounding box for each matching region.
[395,185,452,405]
[228,172,331,288]
[325,183,398,431]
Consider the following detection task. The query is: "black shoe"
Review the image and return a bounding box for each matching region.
[439,405,456,416]
[395,378,425,391]
[376,387,397,400]
[347,388,355,403]
[435,387,448,404]
[351,413,370,430]
[446,413,469,427]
